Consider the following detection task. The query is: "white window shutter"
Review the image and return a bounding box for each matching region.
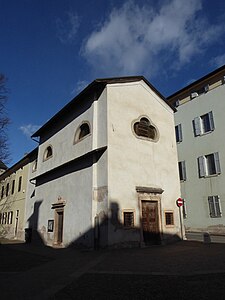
[198,156,205,177]
[181,161,186,180]
[214,152,221,174]
[208,196,215,217]
[215,196,221,216]
[178,124,182,142]
[209,111,215,131]
[204,85,209,92]
[193,117,201,136]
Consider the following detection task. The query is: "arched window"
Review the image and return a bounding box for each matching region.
[32,159,37,172]
[133,116,158,141]
[74,122,91,143]
[43,146,53,161]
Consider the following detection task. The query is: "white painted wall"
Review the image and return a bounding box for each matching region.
[26,80,181,247]
[175,84,225,234]
[106,81,181,245]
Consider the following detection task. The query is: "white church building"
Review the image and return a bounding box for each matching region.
[24,76,181,248]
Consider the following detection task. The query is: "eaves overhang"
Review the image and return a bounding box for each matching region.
[32,76,176,139]
[0,147,38,181]
[167,64,225,101]
[30,146,107,182]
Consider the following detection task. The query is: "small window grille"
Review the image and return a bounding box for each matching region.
[165,212,174,225]
[123,212,134,228]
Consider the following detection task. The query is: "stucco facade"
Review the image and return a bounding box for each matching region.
[0,149,37,240]
[25,77,181,248]
[168,65,225,241]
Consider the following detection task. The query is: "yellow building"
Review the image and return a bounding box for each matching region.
[0,149,37,240]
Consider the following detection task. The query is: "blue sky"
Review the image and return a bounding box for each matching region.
[1,0,225,166]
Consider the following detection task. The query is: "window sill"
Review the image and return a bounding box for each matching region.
[198,130,214,137]
[43,155,53,162]
[73,133,91,145]
[200,173,220,178]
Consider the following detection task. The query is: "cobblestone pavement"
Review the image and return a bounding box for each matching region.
[1,240,225,299]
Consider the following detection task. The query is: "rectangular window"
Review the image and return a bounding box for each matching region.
[6,183,9,197]
[182,199,187,219]
[165,212,174,226]
[8,211,13,224]
[11,180,15,195]
[193,111,214,136]
[175,124,182,143]
[123,211,134,228]
[178,161,186,181]
[198,152,221,177]
[1,186,4,199]
[208,196,222,218]
[18,176,22,192]
[3,212,7,224]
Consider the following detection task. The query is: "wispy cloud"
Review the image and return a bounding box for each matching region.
[20,124,41,138]
[56,11,80,44]
[71,80,89,96]
[210,54,225,68]
[82,0,224,77]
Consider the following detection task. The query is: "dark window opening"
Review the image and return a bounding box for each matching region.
[134,117,157,140]
[18,176,22,192]
[6,183,9,197]
[124,212,134,228]
[11,180,15,195]
[79,123,90,140]
[165,212,174,225]
[1,186,4,198]
[45,146,52,158]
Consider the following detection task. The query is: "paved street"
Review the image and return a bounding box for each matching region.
[1,240,225,299]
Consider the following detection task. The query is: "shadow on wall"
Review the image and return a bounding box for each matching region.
[23,200,181,249]
[26,200,44,245]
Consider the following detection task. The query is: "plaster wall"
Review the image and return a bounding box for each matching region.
[27,90,108,247]
[106,81,181,245]
[0,165,29,240]
[35,100,94,178]
[175,84,225,234]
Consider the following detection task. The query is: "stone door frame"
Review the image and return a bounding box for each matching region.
[136,186,164,246]
[51,197,66,247]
